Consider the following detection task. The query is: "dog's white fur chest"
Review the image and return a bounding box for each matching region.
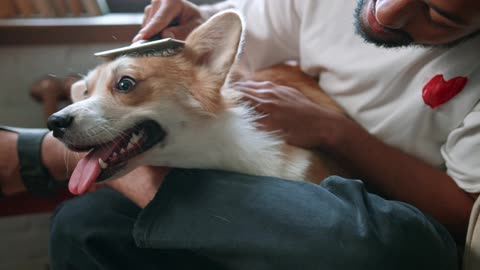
[148,103,311,181]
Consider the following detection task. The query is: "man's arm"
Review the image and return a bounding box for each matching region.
[334,119,474,243]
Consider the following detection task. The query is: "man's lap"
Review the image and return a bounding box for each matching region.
[50,185,226,270]
[50,169,459,270]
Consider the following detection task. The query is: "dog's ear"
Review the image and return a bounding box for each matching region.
[185,10,243,84]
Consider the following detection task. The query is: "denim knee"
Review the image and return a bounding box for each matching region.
[50,195,89,250]
[320,175,459,269]
[49,188,140,269]
[49,193,98,270]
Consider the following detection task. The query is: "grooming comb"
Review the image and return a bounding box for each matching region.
[94,20,185,59]
[94,38,185,59]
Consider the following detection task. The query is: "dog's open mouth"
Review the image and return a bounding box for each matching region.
[68,120,165,195]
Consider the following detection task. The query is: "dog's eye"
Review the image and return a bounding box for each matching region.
[116,76,136,93]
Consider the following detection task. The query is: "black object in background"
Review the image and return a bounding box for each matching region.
[106,0,222,13]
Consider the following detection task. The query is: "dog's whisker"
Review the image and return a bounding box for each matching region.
[62,147,69,177]
[99,126,116,140]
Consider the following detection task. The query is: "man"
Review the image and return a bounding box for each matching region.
[1,0,479,269]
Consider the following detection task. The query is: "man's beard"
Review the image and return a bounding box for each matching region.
[353,0,479,49]
[353,0,414,48]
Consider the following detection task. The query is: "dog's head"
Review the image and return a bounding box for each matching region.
[47,11,244,194]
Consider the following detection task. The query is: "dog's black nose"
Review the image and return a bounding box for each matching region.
[47,114,74,138]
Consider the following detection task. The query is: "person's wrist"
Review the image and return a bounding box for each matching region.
[104,166,170,208]
[323,115,370,156]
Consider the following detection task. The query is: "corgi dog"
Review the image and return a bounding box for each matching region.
[47,11,347,195]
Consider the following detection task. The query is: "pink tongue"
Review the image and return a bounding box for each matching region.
[69,139,121,195]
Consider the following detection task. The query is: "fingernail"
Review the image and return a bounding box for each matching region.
[132,34,141,42]
[163,31,175,39]
[132,40,147,46]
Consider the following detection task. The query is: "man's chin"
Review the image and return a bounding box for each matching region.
[354,0,414,48]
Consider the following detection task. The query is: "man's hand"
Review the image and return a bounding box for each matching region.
[133,0,208,42]
[234,81,350,149]
[94,166,171,208]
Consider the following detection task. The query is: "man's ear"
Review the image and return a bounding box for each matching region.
[185,10,244,82]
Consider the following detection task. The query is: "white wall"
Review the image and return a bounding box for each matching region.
[0,43,125,127]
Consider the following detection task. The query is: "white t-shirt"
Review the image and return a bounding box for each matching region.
[231,0,480,193]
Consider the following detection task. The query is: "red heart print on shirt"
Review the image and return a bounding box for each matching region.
[422,74,468,109]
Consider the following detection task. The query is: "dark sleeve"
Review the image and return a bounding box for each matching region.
[133,169,458,270]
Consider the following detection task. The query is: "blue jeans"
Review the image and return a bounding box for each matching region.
[50,169,458,270]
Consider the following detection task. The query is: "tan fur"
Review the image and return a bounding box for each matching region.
[249,63,346,116]
[279,144,331,184]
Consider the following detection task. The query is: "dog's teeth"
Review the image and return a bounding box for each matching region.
[130,134,140,144]
[98,158,108,169]
[127,142,134,150]
[120,148,126,154]
[112,152,118,158]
